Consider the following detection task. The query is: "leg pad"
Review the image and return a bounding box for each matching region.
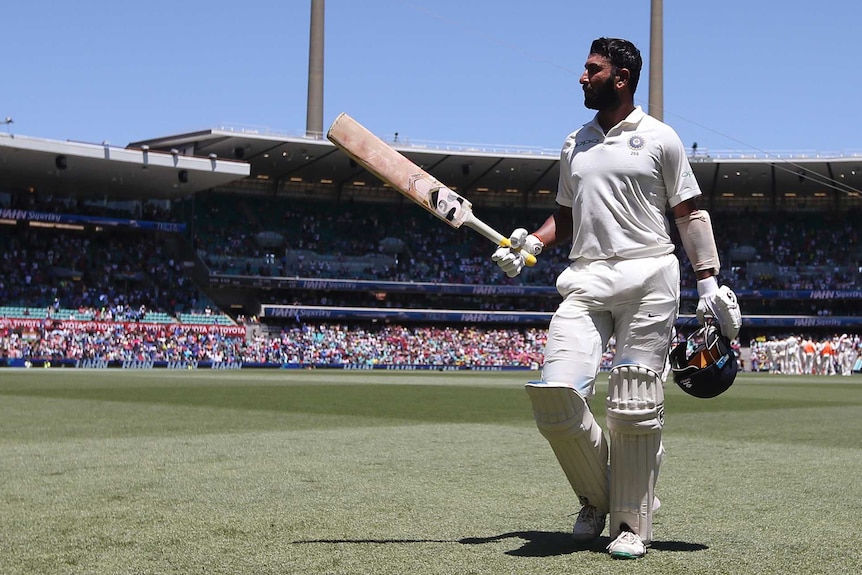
[606,366,664,544]
[525,382,609,513]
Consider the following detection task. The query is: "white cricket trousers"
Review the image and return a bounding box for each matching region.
[542,253,680,399]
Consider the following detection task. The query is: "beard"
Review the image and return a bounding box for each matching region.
[583,74,620,110]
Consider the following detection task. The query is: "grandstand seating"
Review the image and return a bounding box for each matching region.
[177,313,235,325]
[2,190,861,352]
[193,193,861,290]
[0,306,93,320]
[139,312,176,324]
[0,306,46,319]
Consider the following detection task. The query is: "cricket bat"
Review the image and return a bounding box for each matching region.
[326,113,537,267]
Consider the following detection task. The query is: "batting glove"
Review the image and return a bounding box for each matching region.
[492,246,526,277]
[491,228,543,278]
[696,277,742,340]
[508,228,544,257]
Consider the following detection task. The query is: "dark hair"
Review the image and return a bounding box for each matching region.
[589,37,642,95]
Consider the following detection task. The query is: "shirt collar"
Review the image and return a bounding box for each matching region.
[584,106,647,135]
[619,106,646,127]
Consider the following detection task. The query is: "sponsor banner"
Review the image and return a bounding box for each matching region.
[330,364,528,371]
[76,359,110,369]
[1,360,528,371]
[210,274,554,296]
[0,209,185,232]
[1,318,119,331]
[2,359,244,369]
[264,306,862,327]
[165,361,198,370]
[806,290,862,300]
[215,275,862,300]
[207,361,244,370]
[0,317,245,336]
[179,324,247,336]
[681,288,862,300]
[726,316,862,327]
[263,305,552,323]
[3,358,71,368]
[120,360,155,369]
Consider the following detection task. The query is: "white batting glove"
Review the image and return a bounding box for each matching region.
[508,228,544,256]
[491,228,543,278]
[492,246,525,277]
[696,277,742,340]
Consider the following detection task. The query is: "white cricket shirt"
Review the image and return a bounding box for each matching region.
[557,106,701,261]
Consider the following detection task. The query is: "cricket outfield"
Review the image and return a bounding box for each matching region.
[1,369,859,575]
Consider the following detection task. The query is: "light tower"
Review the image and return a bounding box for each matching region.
[306,0,325,138]
[648,0,663,121]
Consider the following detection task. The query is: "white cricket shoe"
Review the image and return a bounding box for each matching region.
[607,530,646,559]
[572,504,606,541]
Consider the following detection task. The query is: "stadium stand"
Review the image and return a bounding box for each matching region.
[0,225,208,318]
[2,128,862,370]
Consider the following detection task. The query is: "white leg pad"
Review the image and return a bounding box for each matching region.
[606,365,665,544]
[525,383,609,513]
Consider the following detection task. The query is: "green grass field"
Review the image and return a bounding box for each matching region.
[1,369,860,575]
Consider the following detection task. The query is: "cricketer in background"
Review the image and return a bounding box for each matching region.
[492,37,741,560]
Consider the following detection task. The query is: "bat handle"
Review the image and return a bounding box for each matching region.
[465,215,538,267]
[499,237,538,267]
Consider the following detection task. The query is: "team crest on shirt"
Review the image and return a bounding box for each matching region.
[627,135,646,151]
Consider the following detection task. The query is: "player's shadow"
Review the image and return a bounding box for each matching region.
[459,531,708,557]
[293,531,707,558]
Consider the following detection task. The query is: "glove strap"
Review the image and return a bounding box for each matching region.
[696,276,719,297]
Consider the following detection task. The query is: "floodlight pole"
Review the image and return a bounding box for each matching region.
[306,0,325,139]
[648,0,663,121]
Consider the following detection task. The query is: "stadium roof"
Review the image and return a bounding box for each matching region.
[131,127,862,207]
[0,132,250,199]
[4,126,859,207]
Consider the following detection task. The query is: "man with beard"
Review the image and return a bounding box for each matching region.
[492,37,740,559]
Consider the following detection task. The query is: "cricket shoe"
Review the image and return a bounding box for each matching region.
[572,504,606,541]
[607,528,646,559]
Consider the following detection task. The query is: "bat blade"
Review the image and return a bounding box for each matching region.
[326,113,536,266]
[327,112,471,228]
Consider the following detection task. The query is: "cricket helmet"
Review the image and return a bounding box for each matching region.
[669,322,738,398]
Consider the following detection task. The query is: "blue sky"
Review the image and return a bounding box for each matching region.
[3,0,860,156]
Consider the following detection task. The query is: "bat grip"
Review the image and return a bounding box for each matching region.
[465,216,538,267]
[499,238,538,267]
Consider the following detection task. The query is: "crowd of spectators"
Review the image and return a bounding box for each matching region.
[2,192,862,371]
[0,225,208,317]
[2,321,242,364]
[193,194,861,292]
[5,193,858,318]
[5,314,858,374]
[1,321,550,368]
